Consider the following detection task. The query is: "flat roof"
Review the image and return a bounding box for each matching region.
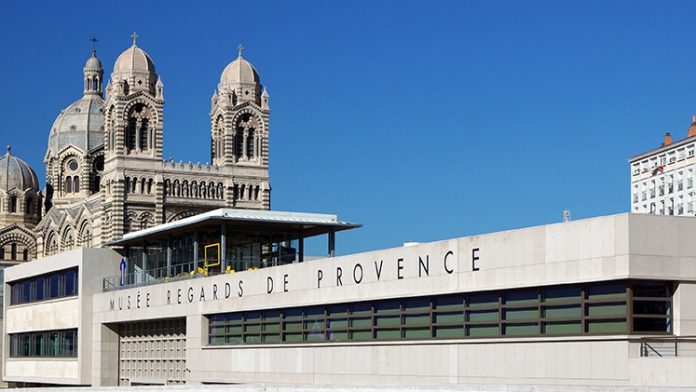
[105,208,361,247]
[629,134,696,162]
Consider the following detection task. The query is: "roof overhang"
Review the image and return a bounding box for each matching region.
[104,208,361,247]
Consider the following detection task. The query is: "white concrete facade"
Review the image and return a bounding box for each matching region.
[4,213,696,387]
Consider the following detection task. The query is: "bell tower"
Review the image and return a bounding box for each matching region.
[210,45,270,209]
[102,34,165,241]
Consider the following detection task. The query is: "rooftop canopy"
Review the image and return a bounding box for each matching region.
[106,208,361,247]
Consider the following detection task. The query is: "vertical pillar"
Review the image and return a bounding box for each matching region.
[276,240,282,266]
[142,243,148,283]
[297,234,304,263]
[328,229,335,258]
[221,224,227,271]
[166,236,172,277]
[193,231,199,274]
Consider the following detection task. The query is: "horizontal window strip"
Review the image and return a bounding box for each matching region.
[207,280,673,346]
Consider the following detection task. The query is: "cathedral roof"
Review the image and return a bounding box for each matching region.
[0,146,39,193]
[220,48,260,87]
[113,42,156,75]
[47,94,105,156]
[84,49,102,72]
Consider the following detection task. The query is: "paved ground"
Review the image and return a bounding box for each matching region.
[9,384,696,392]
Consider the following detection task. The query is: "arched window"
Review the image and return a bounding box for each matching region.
[254,185,260,201]
[124,177,130,193]
[25,198,32,215]
[10,196,17,212]
[140,119,150,150]
[73,176,80,193]
[240,184,245,200]
[0,246,4,260]
[147,178,153,194]
[11,243,17,260]
[247,129,255,158]
[234,131,244,158]
[126,117,137,151]
[22,248,29,261]
[65,177,72,193]
[140,178,146,194]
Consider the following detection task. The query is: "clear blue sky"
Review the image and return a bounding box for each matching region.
[1,1,694,255]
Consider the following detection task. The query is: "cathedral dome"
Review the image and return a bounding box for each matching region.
[0,147,39,192]
[220,56,260,86]
[84,50,102,72]
[47,95,105,156]
[113,44,156,75]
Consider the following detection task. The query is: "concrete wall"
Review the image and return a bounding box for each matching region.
[2,248,121,385]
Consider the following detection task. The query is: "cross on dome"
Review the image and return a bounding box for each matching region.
[131,32,139,46]
[237,43,244,58]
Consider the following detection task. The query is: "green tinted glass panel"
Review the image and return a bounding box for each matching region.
[284,333,302,342]
[435,326,465,338]
[587,320,627,334]
[587,303,626,317]
[262,311,280,322]
[469,292,498,308]
[329,320,349,329]
[468,325,499,337]
[376,315,400,326]
[227,335,243,344]
[285,321,302,332]
[306,331,325,341]
[210,336,226,345]
[244,335,261,343]
[403,298,430,313]
[404,315,430,325]
[435,312,462,324]
[210,325,226,335]
[505,290,537,306]
[245,325,261,333]
[544,321,581,335]
[305,320,325,332]
[351,330,372,340]
[544,305,581,319]
[544,286,581,303]
[264,323,280,333]
[376,329,400,339]
[228,325,242,335]
[263,334,281,343]
[404,328,430,339]
[504,323,539,336]
[504,308,538,321]
[435,296,463,312]
[329,331,349,341]
[469,310,499,322]
[587,284,626,301]
[352,318,372,328]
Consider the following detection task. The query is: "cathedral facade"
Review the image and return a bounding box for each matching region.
[0,36,271,265]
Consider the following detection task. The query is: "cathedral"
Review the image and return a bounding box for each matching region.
[0,35,271,266]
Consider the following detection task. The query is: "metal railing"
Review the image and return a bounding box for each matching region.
[638,336,696,357]
[102,257,297,291]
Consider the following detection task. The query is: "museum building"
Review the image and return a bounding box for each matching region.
[3,211,696,387]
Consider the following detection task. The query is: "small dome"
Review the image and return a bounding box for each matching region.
[220,56,260,86]
[0,147,39,193]
[113,44,156,75]
[84,50,102,72]
[47,95,105,156]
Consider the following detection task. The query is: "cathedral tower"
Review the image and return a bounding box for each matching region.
[44,48,106,209]
[102,34,165,241]
[210,45,270,209]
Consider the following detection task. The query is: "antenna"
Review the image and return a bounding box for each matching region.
[562,209,571,223]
